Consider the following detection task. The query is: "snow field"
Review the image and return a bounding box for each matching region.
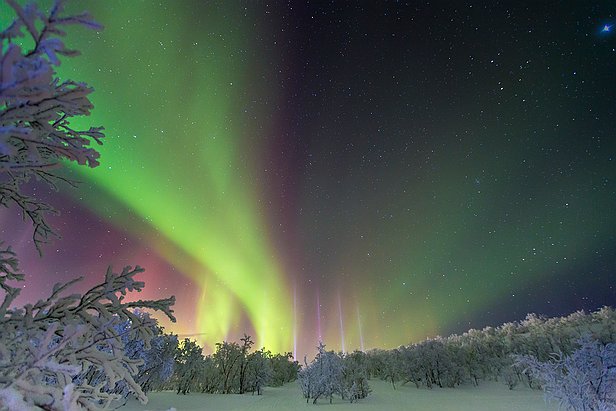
[122,379,557,411]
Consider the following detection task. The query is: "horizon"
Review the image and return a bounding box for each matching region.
[170,304,613,359]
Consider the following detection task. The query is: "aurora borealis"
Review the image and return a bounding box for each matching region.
[1,1,616,359]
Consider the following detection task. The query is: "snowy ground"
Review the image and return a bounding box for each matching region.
[121,380,557,411]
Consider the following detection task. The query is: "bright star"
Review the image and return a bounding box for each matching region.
[602,24,612,33]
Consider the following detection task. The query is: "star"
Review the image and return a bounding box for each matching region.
[602,24,612,33]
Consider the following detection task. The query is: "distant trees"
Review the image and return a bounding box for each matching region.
[295,307,616,409]
[341,350,372,402]
[163,335,298,396]
[71,307,616,408]
[361,306,616,395]
[174,338,205,394]
[269,351,299,386]
[246,348,272,395]
[128,306,616,410]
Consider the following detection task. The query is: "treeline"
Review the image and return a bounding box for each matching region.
[65,307,616,404]
[118,328,299,397]
[361,306,616,390]
[78,306,616,405]
[279,306,616,406]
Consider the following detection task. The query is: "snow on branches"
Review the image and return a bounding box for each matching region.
[298,342,371,404]
[0,0,104,253]
[0,2,180,409]
[515,336,616,411]
[0,263,176,410]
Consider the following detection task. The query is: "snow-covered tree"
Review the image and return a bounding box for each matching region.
[298,355,316,403]
[297,342,347,404]
[128,323,178,394]
[174,338,204,395]
[0,265,176,410]
[212,340,242,394]
[269,352,299,386]
[0,3,180,409]
[194,356,219,394]
[593,307,616,345]
[377,348,402,389]
[341,351,371,402]
[0,0,104,254]
[315,343,345,403]
[237,334,254,394]
[449,333,483,386]
[398,345,425,388]
[515,335,616,411]
[246,348,272,395]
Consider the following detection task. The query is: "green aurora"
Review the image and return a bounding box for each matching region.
[2,1,615,358]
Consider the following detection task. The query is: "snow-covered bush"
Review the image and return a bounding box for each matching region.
[0,263,176,410]
[136,330,178,393]
[246,348,272,395]
[98,316,178,395]
[515,335,616,411]
[341,351,371,402]
[366,348,402,389]
[194,355,219,394]
[269,352,299,386]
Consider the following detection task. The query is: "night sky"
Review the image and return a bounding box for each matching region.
[1,1,616,359]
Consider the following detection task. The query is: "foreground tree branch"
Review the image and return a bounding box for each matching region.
[0,0,104,254]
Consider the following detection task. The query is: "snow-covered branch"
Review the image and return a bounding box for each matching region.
[0,264,176,411]
[1,0,104,253]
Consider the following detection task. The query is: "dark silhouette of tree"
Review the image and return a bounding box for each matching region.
[174,338,205,395]
[238,334,255,394]
[213,340,243,394]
